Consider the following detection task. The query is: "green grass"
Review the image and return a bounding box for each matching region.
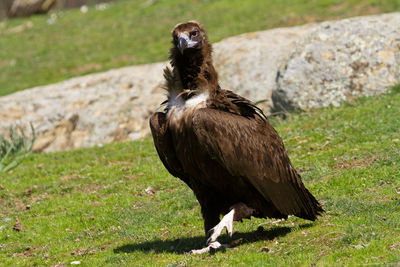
[1,84,400,266]
[0,124,36,174]
[1,0,400,96]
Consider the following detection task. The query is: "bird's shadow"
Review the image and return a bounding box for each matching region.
[114,223,313,255]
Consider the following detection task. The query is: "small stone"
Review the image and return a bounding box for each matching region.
[92,201,101,206]
[13,218,24,232]
[145,186,153,194]
[354,243,365,250]
[376,214,387,221]
[71,261,81,265]
[80,5,88,13]
[260,247,270,252]
[120,166,129,172]
[145,186,159,196]
[24,188,32,195]
[120,82,133,90]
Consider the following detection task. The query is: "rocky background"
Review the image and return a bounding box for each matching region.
[1,12,399,152]
[273,13,400,111]
[0,0,112,18]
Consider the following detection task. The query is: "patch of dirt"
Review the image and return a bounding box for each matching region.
[12,249,32,257]
[14,199,28,211]
[329,1,348,12]
[91,201,101,207]
[71,248,96,256]
[388,242,400,252]
[297,166,313,173]
[24,188,33,196]
[279,13,318,26]
[60,174,83,182]
[0,201,10,215]
[107,161,135,167]
[350,3,381,17]
[51,262,66,267]
[123,175,136,180]
[333,155,380,169]
[79,184,107,194]
[13,217,24,232]
[37,163,44,169]
[111,54,134,63]
[10,246,47,258]
[28,192,50,204]
[71,63,103,75]
[120,166,130,172]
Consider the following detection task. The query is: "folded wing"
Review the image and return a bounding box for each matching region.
[191,108,323,220]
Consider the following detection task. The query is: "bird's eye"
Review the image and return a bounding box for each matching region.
[190,30,199,37]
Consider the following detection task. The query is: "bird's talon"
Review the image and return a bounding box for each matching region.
[207,228,214,236]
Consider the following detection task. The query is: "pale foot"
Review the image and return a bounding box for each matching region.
[188,241,228,255]
[207,209,235,245]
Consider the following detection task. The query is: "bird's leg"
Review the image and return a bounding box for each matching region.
[203,208,221,236]
[207,203,254,245]
[189,203,254,255]
[188,241,227,255]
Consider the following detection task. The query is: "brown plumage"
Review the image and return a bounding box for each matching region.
[150,21,323,253]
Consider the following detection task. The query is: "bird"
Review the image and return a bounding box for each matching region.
[149,21,324,254]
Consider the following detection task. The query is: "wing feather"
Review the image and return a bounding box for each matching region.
[191,108,323,220]
[149,112,186,180]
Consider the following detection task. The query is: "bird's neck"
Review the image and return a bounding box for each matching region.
[171,46,219,93]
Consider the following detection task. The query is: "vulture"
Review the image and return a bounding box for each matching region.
[149,21,323,254]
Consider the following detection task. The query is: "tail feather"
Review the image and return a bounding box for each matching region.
[295,188,324,221]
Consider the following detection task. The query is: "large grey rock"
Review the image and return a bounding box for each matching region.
[273,13,400,112]
[213,23,316,112]
[0,24,314,152]
[1,13,400,152]
[0,63,167,152]
[9,0,55,17]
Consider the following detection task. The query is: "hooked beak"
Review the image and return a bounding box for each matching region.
[177,33,198,54]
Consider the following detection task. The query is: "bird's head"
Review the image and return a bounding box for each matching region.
[172,21,207,55]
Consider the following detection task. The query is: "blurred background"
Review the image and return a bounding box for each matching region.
[0,0,114,19]
[0,0,399,97]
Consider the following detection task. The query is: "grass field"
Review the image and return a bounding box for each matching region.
[1,84,399,266]
[1,0,400,96]
[1,0,400,265]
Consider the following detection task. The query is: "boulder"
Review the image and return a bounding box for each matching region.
[9,0,55,18]
[213,23,316,112]
[0,63,166,152]
[1,13,400,152]
[0,23,317,152]
[273,13,400,112]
